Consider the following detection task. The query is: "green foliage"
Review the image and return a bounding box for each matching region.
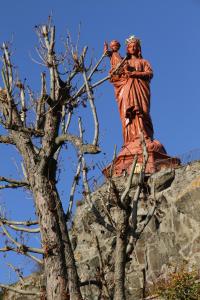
[153,269,200,300]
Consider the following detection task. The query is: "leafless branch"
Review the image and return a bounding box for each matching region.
[131,134,148,230]
[0,219,38,226]
[100,194,116,229]
[82,67,99,146]
[65,45,88,84]
[55,133,100,154]
[91,75,110,89]
[71,53,107,100]
[0,284,41,296]
[35,72,46,130]
[61,104,66,133]
[1,121,43,136]
[1,43,14,127]
[126,133,150,257]
[2,43,13,90]
[91,57,128,90]
[97,147,118,229]
[66,157,81,220]
[0,176,29,190]
[120,155,138,205]
[16,80,26,125]
[136,182,157,239]
[0,184,27,190]
[7,263,25,283]
[109,144,117,178]
[0,246,43,265]
[35,46,47,64]
[29,52,47,67]
[78,118,114,232]
[0,222,43,254]
[88,53,106,79]
[64,111,72,133]
[0,135,15,144]
[40,25,60,100]
[0,176,28,186]
[6,224,40,233]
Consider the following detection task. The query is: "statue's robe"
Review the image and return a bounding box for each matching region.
[111,58,154,145]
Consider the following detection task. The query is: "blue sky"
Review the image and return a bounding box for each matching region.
[0,0,200,284]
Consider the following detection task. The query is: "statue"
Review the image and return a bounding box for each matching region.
[103,36,180,176]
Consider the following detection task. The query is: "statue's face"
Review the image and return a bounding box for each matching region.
[110,41,120,51]
[127,41,139,56]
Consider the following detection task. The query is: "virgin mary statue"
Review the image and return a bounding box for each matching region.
[103,36,179,176]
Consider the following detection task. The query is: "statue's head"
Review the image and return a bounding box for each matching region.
[126,35,142,58]
[110,40,121,52]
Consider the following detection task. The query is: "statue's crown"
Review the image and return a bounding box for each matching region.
[125,35,141,45]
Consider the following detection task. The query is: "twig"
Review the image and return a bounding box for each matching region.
[0,284,41,296]
[7,263,25,283]
[35,72,46,130]
[0,219,38,226]
[0,176,28,186]
[109,144,117,178]
[6,224,40,233]
[0,246,43,265]
[16,80,26,126]
[71,53,107,100]
[0,135,15,144]
[120,155,138,205]
[66,157,82,220]
[82,67,99,146]
[55,133,100,154]
[64,111,72,133]
[136,181,157,238]
[91,75,110,89]
[0,176,29,190]
[0,184,27,190]
[41,25,59,100]
[0,222,43,254]
[126,133,149,256]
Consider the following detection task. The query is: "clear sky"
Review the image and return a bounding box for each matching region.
[0,0,200,284]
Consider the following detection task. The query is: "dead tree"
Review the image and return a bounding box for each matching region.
[79,133,158,300]
[0,20,158,300]
[0,19,108,300]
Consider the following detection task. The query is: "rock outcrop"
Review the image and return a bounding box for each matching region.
[73,161,200,299]
[3,161,200,299]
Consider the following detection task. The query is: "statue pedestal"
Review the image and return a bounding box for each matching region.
[103,139,180,177]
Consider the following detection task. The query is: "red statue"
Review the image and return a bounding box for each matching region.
[103,36,180,176]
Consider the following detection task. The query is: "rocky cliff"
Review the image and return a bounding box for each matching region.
[3,161,200,299]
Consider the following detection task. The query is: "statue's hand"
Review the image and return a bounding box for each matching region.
[124,69,133,78]
[130,71,153,80]
[109,74,120,82]
[130,71,138,77]
[104,42,109,55]
[127,71,143,78]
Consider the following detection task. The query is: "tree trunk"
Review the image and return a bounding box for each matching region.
[32,173,82,300]
[114,209,129,300]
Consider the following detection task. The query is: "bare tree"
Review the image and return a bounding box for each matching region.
[0,19,158,300]
[0,18,108,300]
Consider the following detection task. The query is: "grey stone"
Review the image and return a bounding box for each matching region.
[3,160,200,300]
[148,168,175,192]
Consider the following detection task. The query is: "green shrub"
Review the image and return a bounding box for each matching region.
[153,269,200,300]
